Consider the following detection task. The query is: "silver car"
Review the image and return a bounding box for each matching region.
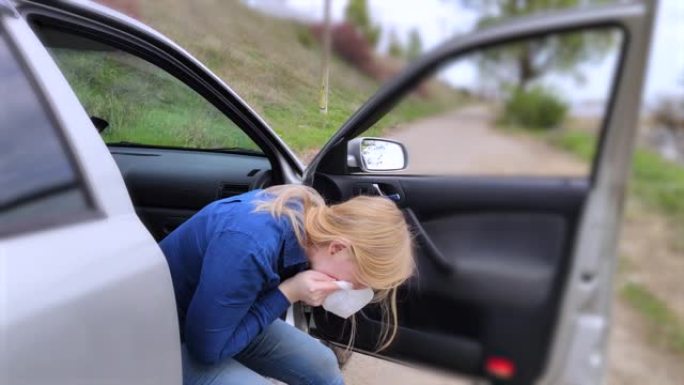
[0,0,656,384]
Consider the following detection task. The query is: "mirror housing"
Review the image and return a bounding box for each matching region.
[347,138,408,172]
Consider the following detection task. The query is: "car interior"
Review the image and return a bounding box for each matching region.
[110,146,273,240]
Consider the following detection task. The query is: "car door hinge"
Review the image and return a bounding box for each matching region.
[0,0,18,17]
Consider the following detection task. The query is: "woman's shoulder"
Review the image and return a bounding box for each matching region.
[206,189,284,249]
[204,189,264,218]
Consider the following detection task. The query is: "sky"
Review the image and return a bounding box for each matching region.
[246,0,684,106]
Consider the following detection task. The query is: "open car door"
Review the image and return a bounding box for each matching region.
[304,2,656,385]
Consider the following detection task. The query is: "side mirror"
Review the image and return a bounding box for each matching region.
[347,138,408,172]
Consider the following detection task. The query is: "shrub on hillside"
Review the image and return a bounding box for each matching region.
[311,23,385,79]
[330,23,373,69]
[502,86,568,130]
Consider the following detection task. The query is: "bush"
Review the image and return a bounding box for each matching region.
[502,86,568,130]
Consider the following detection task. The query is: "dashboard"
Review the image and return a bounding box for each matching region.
[109,146,272,240]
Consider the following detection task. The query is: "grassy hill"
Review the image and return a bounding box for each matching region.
[128,0,462,156]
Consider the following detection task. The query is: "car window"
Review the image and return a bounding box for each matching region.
[0,33,92,237]
[35,27,261,154]
[356,27,623,177]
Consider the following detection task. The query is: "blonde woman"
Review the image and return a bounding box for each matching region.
[160,184,415,385]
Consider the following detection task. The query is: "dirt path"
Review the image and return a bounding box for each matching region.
[387,105,586,176]
[607,201,684,385]
[606,295,684,385]
[343,354,473,385]
[618,201,684,322]
[340,105,684,385]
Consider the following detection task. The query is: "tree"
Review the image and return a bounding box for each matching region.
[345,0,380,47]
[461,0,616,90]
[387,31,404,58]
[406,29,423,61]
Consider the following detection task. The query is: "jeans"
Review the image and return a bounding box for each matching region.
[182,319,345,385]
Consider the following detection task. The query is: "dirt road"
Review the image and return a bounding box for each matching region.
[387,105,586,176]
[340,106,684,385]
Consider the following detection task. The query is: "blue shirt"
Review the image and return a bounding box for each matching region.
[159,189,309,365]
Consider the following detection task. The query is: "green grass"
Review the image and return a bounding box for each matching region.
[50,49,259,151]
[631,150,684,221]
[136,0,386,154]
[547,130,596,162]
[621,282,684,354]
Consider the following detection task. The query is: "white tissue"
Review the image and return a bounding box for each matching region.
[322,281,374,319]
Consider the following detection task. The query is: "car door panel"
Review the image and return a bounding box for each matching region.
[307,2,655,384]
[312,175,586,383]
[415,211,568,306]
[3,218,180,385]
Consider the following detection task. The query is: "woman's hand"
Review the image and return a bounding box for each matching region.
[278,270,340,306]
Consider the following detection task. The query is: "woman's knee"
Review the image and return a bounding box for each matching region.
[182,344,272,385]
[278,335,343,385]
[303,342,344,385]
[239,320,344,385]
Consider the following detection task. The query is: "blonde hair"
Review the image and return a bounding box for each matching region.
[254,184,415,351]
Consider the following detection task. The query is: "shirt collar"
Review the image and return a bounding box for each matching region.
[282,219,309,268]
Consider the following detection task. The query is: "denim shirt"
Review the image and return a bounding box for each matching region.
[159,189,309,365]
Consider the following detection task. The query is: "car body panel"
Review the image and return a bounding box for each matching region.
[539,2,657,384]
[1,6,181,385]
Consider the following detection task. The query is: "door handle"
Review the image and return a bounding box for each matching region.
[372,183,401,202]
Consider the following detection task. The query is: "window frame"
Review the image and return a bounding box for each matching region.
[0,20,99,238]
[309,21,629,186]
[347,26,628,179]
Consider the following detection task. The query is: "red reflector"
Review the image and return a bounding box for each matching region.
[486,356,516,379]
